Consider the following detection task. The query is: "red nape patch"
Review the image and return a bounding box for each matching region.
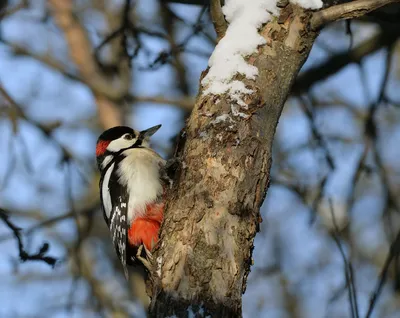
[96,140,110,157]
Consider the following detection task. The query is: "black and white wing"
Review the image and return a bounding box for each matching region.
[109,194,129,279]
[99,161,129,279]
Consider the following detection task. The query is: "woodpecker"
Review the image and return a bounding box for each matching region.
[96,125,165,278]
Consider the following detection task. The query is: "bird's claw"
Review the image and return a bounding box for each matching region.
[136,245,153,272]
[144,245,153,260]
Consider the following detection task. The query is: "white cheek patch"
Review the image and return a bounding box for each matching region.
[107,137,138,152]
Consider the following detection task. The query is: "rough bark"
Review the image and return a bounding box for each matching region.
[149,5,318,317]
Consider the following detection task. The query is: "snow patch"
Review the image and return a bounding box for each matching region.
[201,0,323,113]
[211,114,233,125]
[156,256,163,277]
[201,0,278,107]
[291,0,323,10]
[231,104,249,118]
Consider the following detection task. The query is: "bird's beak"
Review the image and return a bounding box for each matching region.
[139,124,162,139]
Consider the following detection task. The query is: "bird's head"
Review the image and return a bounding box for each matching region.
[95,125,161,171]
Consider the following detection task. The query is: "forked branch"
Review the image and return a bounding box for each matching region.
[311,0,400,30]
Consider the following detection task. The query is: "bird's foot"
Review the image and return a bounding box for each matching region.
[163,157,181,187]
[136,244,153,272]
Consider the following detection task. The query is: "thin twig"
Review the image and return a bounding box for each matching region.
[328,199,359,318]
[210,0,227,41]
[0,208,57,267]
[293,31,399,94]
[311,0,400,30]
[365,230,400,318]
[0,0,27,19]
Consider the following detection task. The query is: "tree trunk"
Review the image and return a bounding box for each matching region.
[149,4,318,317]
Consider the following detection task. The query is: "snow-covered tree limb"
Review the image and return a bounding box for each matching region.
[149,2,319,317]
[146,0,400,317]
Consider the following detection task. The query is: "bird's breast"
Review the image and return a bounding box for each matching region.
[118,148,165,221]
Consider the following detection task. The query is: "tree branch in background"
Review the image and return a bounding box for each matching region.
[0,80,85,176]
[48,0,125,129]
[366,230,400,318]
[95,95,123,130]
[47,0,126,98]
[293,31,399,94]
[0,0,27,19]
[0,208,57,267]
[329,200,359,318]
[160,3,191,98]
[70,242,137,318]
[210,0,227,41]
[311,0,400,30]
[161,0,209,4]
[1,38,82,82]
[131,95,194,111]
[1,38,195,112]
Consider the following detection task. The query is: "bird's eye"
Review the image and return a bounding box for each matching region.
[124,134,133,140]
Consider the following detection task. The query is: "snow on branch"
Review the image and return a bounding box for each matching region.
[291,0,323,9]
[201,0,323,114]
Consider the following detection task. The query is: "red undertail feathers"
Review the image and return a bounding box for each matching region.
[128,202,164,251]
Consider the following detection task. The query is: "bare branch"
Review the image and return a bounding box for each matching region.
[48,0,124,129]
[1,39,81,82]
[48,1,126,98]
[210,0,227,41]
[0,0,27,19]
[0,208,58,267]
[311,0,400,30]
[160,3,191,96]
[128,95,194,111]
[1,39,194,112]
[71,242,136,317]
[161,0,209,4]
[329,200,359,318]
[96,95,123,129]
[0,80,78,165]
[366,230,400,318]
[293,31,399,94]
